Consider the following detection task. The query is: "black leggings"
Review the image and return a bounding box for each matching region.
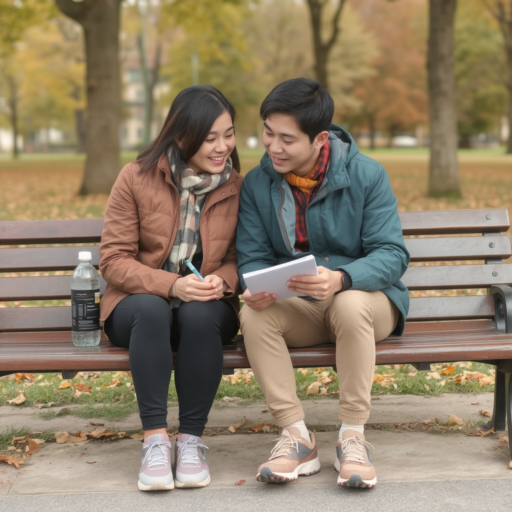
[104,294,238,436]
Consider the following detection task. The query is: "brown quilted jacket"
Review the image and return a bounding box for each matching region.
[99,153,243,322]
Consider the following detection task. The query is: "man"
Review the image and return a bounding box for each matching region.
[236,78,409,488]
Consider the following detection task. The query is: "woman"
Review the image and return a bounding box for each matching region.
[99,86,242,491]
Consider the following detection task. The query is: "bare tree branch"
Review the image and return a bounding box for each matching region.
[326,0,346,53]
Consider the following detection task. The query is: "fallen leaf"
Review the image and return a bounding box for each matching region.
[297,369,309,376]
[320,376,336,386]
[8,394,26,405]
[74,383,92,393]
[12,435,30,445]
[86,428,117,439]
[306,382,321,395]
[441,366,455,375]
[112,371,131,378]
[228,426,236,434]
[25,440,40,455]
[59,380,73,389]
[34,402,55,408]
[129,434,144,440]
[447,415,464,426]
[86,422,105,427]
[424,384,430,391]
[262,425,271,433]
[31,439,45,445]
[250,422,273,432]
[0,455,24,469]
[261,409,268,413]
[86,461,96,464]
[55,431,88,444]
[471,402,480,405]
[235,479,246,486]
[465,372,486,381]
[319,386,328,395]
[479,375,495,387]
[466,427,494,437]
[100,379,122,389]
[37,381,51,387]
[427,371,441,380]
[479,410,492,418]
[14,373,35,383]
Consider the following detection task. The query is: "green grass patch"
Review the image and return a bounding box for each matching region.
[71,403,138,421]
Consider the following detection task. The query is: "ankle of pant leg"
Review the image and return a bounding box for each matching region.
[338,412,368,426]
[272,406,305,428]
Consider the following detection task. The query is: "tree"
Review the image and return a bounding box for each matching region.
[455,6,506,147]
[428,0,461,197]
[483,1,512,153]
[56,0,122,195]
[305,0,347,88]
[348,0,427,149]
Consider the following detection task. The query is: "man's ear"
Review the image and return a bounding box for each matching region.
[314,131,329,149]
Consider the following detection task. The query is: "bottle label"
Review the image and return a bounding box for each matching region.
[71,289,100,332]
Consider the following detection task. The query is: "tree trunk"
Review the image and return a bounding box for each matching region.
[7,75,19,159]
[56,0,121,195]
[368,112,376,150]
[427,0,460,197]
[74,108,87,153]
[306,0,346,89]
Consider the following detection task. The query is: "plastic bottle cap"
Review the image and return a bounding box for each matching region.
[78,251,92,261]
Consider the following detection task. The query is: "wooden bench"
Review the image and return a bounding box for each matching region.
[1,209,511,456]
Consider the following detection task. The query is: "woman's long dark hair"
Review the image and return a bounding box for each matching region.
[137,85,241,173]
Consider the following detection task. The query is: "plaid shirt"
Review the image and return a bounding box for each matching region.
[289,142,330,252]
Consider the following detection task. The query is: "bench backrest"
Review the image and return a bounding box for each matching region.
[1,209,510,333]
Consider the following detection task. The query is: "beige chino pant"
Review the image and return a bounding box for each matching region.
[240,290,399,426]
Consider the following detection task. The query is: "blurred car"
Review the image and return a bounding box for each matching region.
[392,136,418,148]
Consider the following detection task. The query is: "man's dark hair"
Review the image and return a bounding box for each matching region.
[260,78,334,143]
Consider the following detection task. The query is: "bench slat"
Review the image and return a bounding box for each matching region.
[0,219,103,245]
[408,296,494,320]
[0,246,100,272]
[0,275,107,301]
[402,264,512,290]
[405,235,511,261]
[0,307,71,331]
[0,327,510,372]
[399,209,509,235]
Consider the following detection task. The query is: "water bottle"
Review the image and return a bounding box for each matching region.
[71,251,101,347]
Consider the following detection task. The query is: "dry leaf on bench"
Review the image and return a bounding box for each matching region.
[306,382,321,395]
[479,410,492,418]
[447,415,464,426]
[0,455,24,469]
[235,479,246,486]
[8,394,26,405]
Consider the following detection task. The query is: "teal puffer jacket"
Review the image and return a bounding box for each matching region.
[236,124,410,335]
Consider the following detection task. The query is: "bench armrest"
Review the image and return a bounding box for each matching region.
[490,285,512,333]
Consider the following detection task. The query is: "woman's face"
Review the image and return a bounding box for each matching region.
[187,111,236,175]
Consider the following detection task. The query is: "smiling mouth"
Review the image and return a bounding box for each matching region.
[208,156,225,164]
[271,155,287,164]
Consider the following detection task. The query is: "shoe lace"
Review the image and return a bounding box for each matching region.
[269,430,299,460]
[145,441,169,469]
[178,437,209,466]
[341,436,373,464]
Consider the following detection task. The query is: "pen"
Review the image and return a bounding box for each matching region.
[184,259,205,281]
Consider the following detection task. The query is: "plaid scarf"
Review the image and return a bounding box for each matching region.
[283,141,330,252]
[166,147,232,307]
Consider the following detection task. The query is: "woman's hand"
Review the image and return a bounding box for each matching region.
[173,275,218,302]
[242,288,277,311]
[205,274,228,297]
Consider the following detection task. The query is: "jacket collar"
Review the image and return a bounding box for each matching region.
[260,123,358,191]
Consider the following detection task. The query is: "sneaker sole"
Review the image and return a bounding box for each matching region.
[175,474,211,488]
[138,479,175,491]
[257,456,321,483]
[333,460,376,488]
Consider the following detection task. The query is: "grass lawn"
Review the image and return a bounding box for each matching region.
[0,150,506,413]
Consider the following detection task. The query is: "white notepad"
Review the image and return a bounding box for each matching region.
[243,255,319,300]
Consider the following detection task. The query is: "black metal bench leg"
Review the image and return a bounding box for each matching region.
[505,371,512,460]
[487,367,507,432]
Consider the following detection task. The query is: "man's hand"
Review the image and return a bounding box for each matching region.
[173,275,218,302]
[205,274,228,298]
[287,267,342,300]
[242,288,277,311]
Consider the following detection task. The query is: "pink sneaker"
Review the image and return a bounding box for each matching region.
[138,433,174,491]
[175,433,211,488]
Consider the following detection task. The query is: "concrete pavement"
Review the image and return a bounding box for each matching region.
[0,393,510,511]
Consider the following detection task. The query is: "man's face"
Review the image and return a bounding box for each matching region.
[262,113,327,176]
